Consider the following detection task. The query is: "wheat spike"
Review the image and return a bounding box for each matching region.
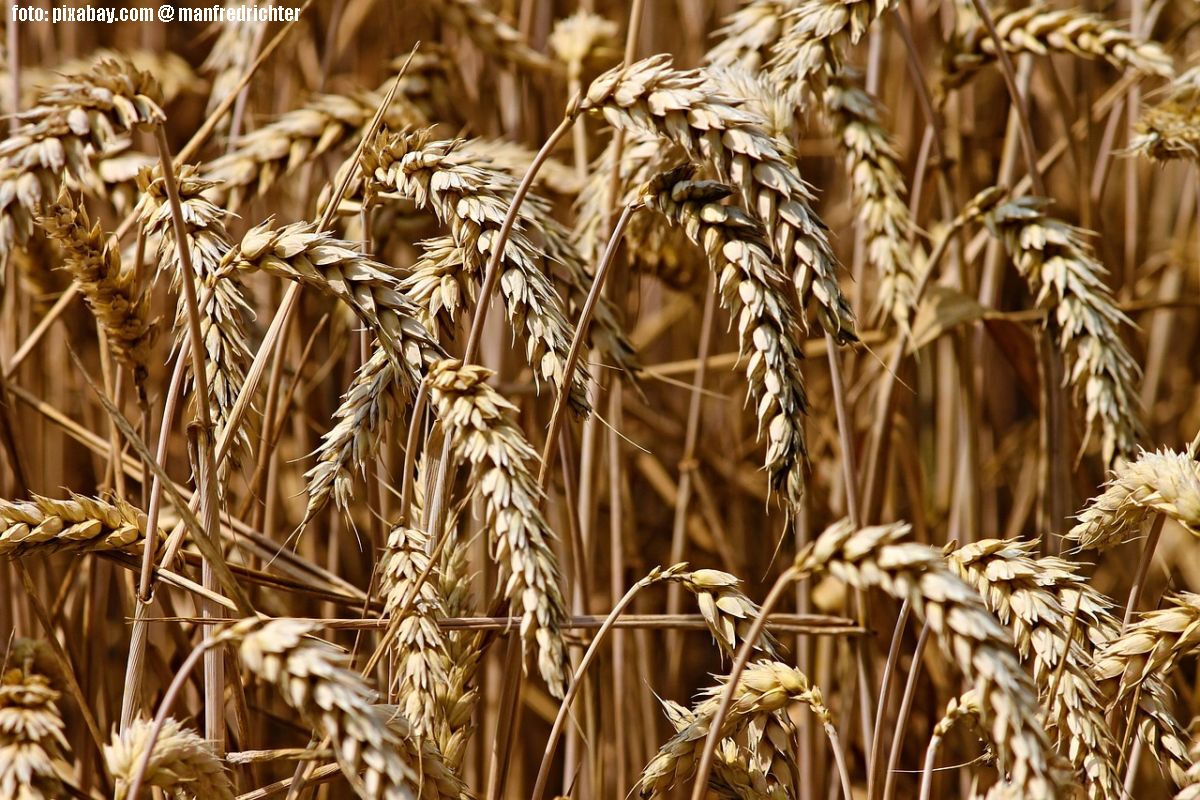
[1131,67,1200,162]
[946,4,1174,85]
[139,167,254,466]
[580,54,857,343]
[0,667,73,800]
[946,538,1121,799]
[106,716,233,800]
[427,359,569,698]
[798,520,1067,797]
[364,130,592,412]
[23,49,202,106]
[0,58,164,256]
[1068,448,1200,551]
[380,524,449,738]
[706,0,795,71]
[767,0,895,109]
[223,617,468,800]
[637,661,829,797]
[434,0,556,72]
[0,493,157,558]
[37,188,156,378]
[979,198,1142,465]
[1092,593,1200,707]
[659,698,780,800]
[549,10,619,82]
[200,1,264,120]
[643,167,810,510]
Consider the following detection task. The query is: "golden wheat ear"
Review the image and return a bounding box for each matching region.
[106,716,233,800]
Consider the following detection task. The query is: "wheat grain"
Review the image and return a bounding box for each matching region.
[579,55,857,343]
[0,493,157,558]
[946,538,1121,799]
[979,198,1142,466]
[428,359,569,698]
[106,716,233,800]
[37,188,156,378]
[797,520,1066,797]
[0,667,72,800]
[1069,448,1200,551]
[0,58,164,256]
[643,167,810,510]
[139,167,254,466]
[946,5,1174,85]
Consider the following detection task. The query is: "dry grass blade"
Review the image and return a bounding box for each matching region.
[427,359,569,698]
[106,716,233,800]
[643,166,810,510]
[580,54,857,343]
[1069,448,1200,551]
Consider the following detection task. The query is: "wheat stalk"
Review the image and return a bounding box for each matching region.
[427,359,569,698]
[139,167,254,466]
[796,520,1066,796]
[643,167,810,510]
[380,524,449,738]
[979,198,1142,466]
[37,188,156,378]
[637,661,831,798]
[106,716,233,800]
[363,129,593,412]
[0,494,156,558]
[946,4,1174,85]
[0,667,72,800]
[946,538,1121,799]
[1069,448,1200,551]
[579,55,857,343]
[223,617,468,800]
[0,58,164,256]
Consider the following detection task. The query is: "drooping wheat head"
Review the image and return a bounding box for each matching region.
[980,198,1142,466]
[106,716,234,800]
[427,359,569,698]
[0,666,72,800]
[643,167,810,511]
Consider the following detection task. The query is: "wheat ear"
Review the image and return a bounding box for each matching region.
[0,493,156,558]
[580,55,857,343]
[1092,593,1200,707]
[433,0,556,72]
[637,661,832,798]
[1131,67,1200,163]
[946,4,1174,85]
[1068,448,1200,551]
[643,167,810,511]
[0,666,73,800]
[980,198,1142,465]
[37,188,156,378]
[363,129,592,413]
[797,520,1066,797]
[139,167,254,466]
[946,538,1121,799]
[380,524,449,737]
[106,716,233,800]
[427,359,569,698]
[200,1,263,120]
[659,698,780,800]
[0,58,164,256]
[224,617,468,800]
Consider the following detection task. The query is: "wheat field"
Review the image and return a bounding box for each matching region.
[0,1,1198,798]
